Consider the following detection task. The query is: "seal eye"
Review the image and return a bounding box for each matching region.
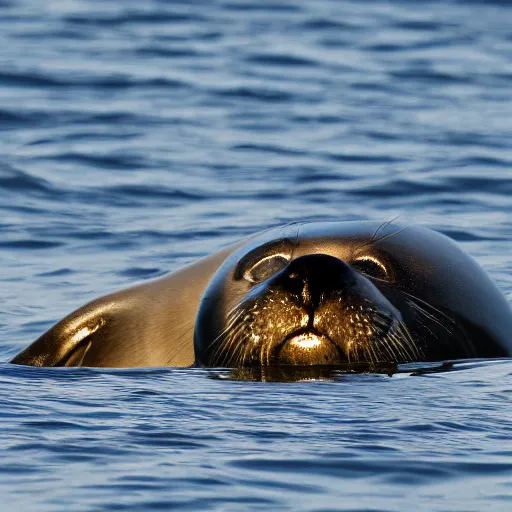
[244,254,289,284]
[352,256,388,281]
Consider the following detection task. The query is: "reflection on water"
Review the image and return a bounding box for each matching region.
[211,363,401,382]
[209,359,508,382]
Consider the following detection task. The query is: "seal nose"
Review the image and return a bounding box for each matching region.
[277,254,356,307]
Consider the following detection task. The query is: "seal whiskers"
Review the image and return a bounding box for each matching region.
[404,292,477,358]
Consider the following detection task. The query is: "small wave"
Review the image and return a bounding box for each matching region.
[0,71,187,89]
[0,108,55,129]
[63,12,208,27]
[298,18,360,31]
[246,54,317,68]
[232,143,307,156]
[117,267,162,279]
[48,152,146,170]
[325,152,404,164]
[221,2,300,12]
[214,86,294,102]
[390,68,474,85]
[134,46,201,59]
[0,166,55,195]
[103,185,208,201]
[0,240,63,250]
[392,20,455,31]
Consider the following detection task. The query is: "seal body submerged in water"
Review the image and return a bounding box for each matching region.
[11,221,512,368]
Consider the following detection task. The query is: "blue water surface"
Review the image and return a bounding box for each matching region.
[0,0,511,510]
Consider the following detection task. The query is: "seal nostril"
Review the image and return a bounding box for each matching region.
[284,272,305,296]
[278,254,356,302]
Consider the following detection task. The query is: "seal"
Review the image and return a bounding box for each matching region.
[10,244,241,367]
[11,221,512,368]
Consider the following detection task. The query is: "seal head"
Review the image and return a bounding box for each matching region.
[194,221,512,367]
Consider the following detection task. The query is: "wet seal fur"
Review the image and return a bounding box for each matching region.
[11,221,512,368]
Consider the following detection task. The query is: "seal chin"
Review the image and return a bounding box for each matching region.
[276,330,344,365]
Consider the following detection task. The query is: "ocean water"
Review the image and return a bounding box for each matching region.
[0,0,511,510]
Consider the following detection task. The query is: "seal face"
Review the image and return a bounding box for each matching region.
[197,252,412,367]
[194,221,512,368]
[11,221,512,368]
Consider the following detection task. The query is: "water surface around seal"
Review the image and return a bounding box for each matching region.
[0,0,511,510]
